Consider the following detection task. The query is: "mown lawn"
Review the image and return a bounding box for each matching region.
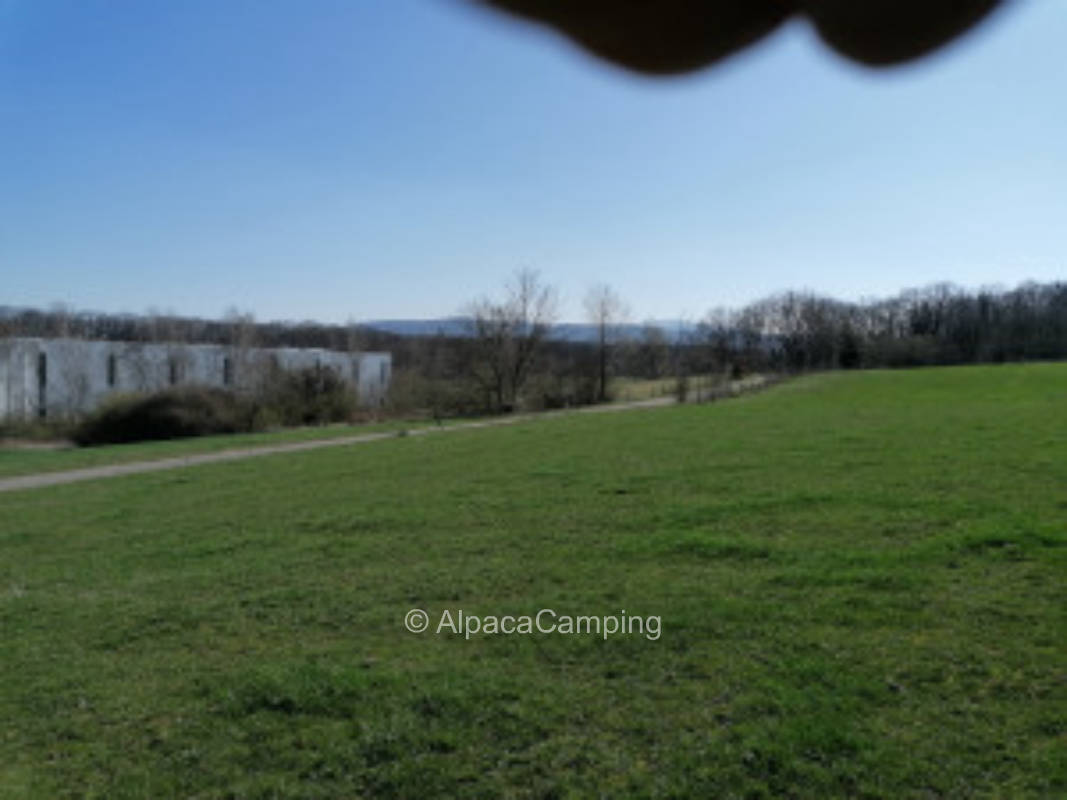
[1,364,1064,798]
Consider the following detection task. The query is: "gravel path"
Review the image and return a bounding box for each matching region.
[0,397,675,495]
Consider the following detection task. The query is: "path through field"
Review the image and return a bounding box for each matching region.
[0,397,674,494]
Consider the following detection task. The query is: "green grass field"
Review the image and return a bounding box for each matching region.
[1,364,1065,798]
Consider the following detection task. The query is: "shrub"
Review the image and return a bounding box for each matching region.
[522,373,598,411]
[72,367,361,447]
[72,387,260,446]
[384,370,487,419]
[257,366,357,427]
[383,369,435,415]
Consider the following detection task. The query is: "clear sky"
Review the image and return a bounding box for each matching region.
[1,0,1063,325]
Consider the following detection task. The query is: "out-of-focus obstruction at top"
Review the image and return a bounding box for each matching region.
[473,0,1008,74]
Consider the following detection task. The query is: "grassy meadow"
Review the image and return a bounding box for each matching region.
[1,364,1065,798]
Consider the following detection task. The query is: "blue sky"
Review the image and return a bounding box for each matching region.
[1,0,1063,324]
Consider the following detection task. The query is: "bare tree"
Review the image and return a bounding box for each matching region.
[669,316,696,403]
[462,269,558,412]
[583,283,629,402]
[631,323,670,379]
[49,302,73,338]
[224,307,259,391]
[345,317,365,354]
[698,307,737,375]
[145,307,184,344]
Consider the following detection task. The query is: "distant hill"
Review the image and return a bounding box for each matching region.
[364,319,697,343]
[363,318,470,338]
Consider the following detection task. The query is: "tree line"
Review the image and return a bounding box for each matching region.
[4,277,1065,417]
[0,305,402,353]
[693,280,1067,375]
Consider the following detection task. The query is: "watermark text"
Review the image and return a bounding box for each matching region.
[404,608,661,641]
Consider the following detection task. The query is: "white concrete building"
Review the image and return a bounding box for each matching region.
[0,338,392,421]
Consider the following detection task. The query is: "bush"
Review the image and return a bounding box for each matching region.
[384,370,488,419]
[71,367,361,447]
[258,366,357,427]
[522,373,599,411]
[383,369,436,415]
[72,387,260,446]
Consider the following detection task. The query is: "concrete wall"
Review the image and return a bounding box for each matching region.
[0,338,392,421]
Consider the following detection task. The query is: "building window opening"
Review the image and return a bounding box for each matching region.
[169,358,179,386]
[107,354,117,387]
[223,357,233,386]
[37,352,47,419]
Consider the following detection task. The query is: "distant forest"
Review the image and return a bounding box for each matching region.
[692,279,1067,373]
[0,306,401,354]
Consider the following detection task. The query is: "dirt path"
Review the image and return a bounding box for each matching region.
[0,397,675,495]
